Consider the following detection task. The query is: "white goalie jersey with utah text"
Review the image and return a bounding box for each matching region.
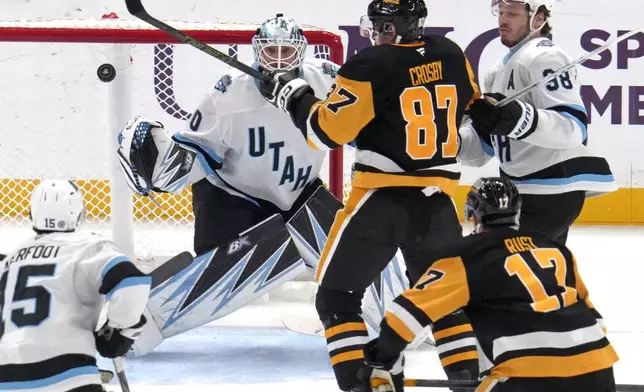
[0,232,151,391]
[458,37,617,196]
[173,58,337,210]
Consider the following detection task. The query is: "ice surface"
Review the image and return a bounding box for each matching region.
[2,224,642,390]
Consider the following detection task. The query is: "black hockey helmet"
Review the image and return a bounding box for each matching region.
[366,0,428,42]
[464,177,522,231]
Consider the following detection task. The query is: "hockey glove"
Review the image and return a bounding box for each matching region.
[94,315,147,358]
[469,93,539,140]
[117,116,195,196]
[358,339,405,392]
[259,70,314,121]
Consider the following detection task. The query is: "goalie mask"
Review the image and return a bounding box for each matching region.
[252,14,307,72]
[491,0,554,33]
[30,179,85,232]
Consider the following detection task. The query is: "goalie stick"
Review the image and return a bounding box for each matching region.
[496,27,644,107]
[405,378,644,391]
[124,0,271,83]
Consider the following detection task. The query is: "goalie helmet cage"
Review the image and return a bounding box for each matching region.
[0,18,347,262]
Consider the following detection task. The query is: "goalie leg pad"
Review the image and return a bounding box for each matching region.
[286,184,343,270]
[134,214,307,355]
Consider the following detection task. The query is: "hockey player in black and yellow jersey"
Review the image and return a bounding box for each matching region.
[259,0,481,390]
[360,177,618,392]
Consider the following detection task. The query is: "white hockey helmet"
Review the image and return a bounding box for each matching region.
[252,14,307,72]
[491,0,555,31]
[30,179,85,232]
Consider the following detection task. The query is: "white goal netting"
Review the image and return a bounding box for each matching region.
[0,18,351,263]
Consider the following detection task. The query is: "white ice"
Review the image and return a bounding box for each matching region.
[2,225,643,391]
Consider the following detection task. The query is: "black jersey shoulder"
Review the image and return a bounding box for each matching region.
[338,35,469,84]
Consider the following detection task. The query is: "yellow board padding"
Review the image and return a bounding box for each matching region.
[452,186,644,225]
[0,179,193,221]
[1,179,642,224]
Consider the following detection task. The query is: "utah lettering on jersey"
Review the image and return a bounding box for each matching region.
[248,126,312,191]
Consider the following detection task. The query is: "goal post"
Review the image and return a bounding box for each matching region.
[0,17,346,262]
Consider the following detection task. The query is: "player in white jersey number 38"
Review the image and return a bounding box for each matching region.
[458,0,617,244]
[0,180,151,392]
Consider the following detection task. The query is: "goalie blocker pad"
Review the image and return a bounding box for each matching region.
[132,214,307,356]
[285,186,413,340]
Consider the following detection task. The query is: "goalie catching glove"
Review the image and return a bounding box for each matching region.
[358,339,405,392]
[117,116,195,196]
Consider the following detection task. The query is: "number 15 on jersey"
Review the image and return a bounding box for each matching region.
[0,264,56,339]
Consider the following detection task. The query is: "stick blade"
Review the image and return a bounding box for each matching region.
[281,303,324,336]
[124,0,145,16]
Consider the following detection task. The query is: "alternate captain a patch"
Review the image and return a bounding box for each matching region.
[507,69,515,90]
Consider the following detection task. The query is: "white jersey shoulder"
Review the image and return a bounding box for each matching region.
[461,37,616,196]
[174,58,338,210]
[485,37,583,111]
[0,231,149,389]
[207,57,337,114]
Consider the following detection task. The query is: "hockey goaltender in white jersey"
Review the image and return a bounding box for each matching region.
[172,56,331,211]
[118,16,337,256]
[0,180,150,392]
[459,0,616,244]
[117,14,411,357]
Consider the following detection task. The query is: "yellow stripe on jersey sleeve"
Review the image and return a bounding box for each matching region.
[432,323,474,341]
[572,254,596,310]
[384,311,416,343]
[402,256,470,323]
[465,57,481,110]
[309,75,375,148]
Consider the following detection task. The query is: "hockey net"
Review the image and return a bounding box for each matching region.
[0,17,350,264]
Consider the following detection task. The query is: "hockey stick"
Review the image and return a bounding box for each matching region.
[124,0,271,83]
[113,357,131,392]
[405,378,644,391]
[496,27,644,107]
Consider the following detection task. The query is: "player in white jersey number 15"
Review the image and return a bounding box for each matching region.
[117,14,411,356]
[458,0,617,244]
[0,180,151,392]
